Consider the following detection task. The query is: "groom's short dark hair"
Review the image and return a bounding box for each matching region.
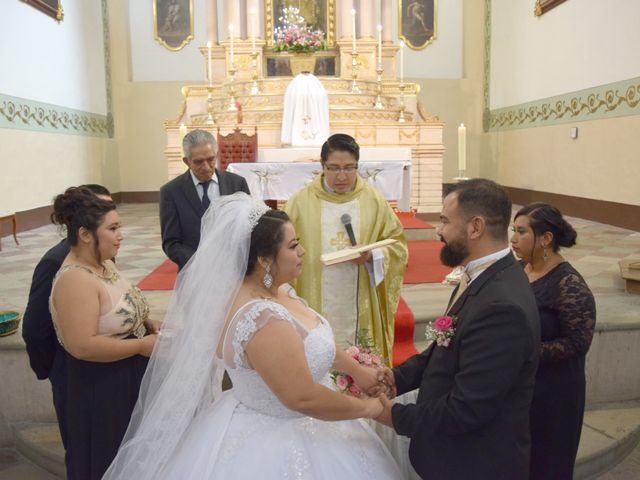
[445,178,512,241]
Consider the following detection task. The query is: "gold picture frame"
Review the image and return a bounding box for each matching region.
[399,0,436,50]
[153,0,194,51]
[265,0,336,48]
[22,0,63,21]
[535,0,568,16]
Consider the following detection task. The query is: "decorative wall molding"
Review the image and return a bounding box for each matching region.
[483,0,640,132]
[102,0,114,137]
[0,93,109,137]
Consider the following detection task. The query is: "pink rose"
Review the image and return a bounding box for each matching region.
[348,385,362,397]
[433,315,453,332]
[346,345,360,359]
[336,375,350,391]
[358,352,373,366]
[371,354,382,366]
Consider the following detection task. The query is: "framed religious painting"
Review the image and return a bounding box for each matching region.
[265,0,336,48]
[153,0,194,51]
[22,0,64,21]
[534,0,568,16]
[399,0,436,50]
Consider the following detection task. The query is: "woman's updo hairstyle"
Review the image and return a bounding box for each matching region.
[514,202,577,252]
[246,209,291,274]
[51,186,116,246]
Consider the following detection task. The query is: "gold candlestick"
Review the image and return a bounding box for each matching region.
[227,66,238,111]
[206,87,216,124]
[398,83,406,123]
[250,52,260,95]
[350,51,360,94]
[374,64,384,109]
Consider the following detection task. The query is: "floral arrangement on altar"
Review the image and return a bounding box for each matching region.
[273,6,327,53]
[331,331,384,398]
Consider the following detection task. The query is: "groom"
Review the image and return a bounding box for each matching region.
[374,179,540,479]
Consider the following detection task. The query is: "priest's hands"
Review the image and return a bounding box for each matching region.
[349,246,372,265]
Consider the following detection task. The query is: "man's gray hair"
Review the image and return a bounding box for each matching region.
[182,129,217,159]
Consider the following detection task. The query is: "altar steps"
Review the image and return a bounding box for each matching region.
[12,402,640,480]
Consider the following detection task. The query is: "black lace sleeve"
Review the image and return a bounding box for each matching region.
[540,272,596,363]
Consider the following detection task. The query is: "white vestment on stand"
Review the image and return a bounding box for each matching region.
[281,73,330,146]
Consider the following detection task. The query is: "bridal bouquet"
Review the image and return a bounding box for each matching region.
[331,332,384,398]
[273,6,327,53]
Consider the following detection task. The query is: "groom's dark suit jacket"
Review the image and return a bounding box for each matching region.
[160,169,249,270]
[392,252,540,480]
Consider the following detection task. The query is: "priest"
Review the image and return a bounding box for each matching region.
[284,134,408,363]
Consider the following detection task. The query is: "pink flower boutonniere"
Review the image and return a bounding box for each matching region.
[425,315,457,347]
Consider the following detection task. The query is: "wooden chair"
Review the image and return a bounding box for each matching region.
[216,127,258,171]
[0,212,19,251]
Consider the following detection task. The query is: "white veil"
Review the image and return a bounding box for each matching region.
[104,192,269,479]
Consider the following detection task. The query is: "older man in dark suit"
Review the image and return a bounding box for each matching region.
[160,129,250,270]
[375,179,540,480]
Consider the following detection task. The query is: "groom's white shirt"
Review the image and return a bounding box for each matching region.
[466,247,512,284]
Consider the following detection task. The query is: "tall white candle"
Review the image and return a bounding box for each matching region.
[206,41,212,86]
[399,40,404,83]
[229,24,234,66]
[179,123,188,157]
[250,8,256,54]
[458,123,467,172]
[377,24,382,66]
[351,9,357,53]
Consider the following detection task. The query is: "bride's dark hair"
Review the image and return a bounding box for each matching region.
[246,210,290,274]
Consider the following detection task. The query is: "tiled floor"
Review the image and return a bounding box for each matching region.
[1,204,640,479]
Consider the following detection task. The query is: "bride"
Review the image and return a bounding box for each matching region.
[104,193,400,479]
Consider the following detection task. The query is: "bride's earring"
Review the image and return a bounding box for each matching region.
[543,246,549,262]
[263,265,273,289]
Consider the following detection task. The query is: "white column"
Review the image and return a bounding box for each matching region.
[225,0,242,38]
[339,0,353,39]
[206,0,219,44]
[359,0,373,38]
[246,0,262,39]
[381,0,392,43]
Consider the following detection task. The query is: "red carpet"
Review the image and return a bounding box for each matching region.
[396,211,433,229]
[404,240,450,284]
[137,259,178,290]
[392,297,418,366]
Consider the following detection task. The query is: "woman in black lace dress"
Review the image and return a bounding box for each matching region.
[511,203,596,480]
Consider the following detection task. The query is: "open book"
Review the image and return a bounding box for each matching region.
[320,239,398,266]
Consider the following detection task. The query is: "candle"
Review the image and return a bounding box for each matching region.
[399,40,404,83]
[377,24,382,67]
[351,9,357,53]
[458,123,467,172]
[206,41,212,86]
[229,24,234,66]
[250,8,256,54]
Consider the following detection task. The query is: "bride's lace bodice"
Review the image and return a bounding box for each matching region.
[222,299,336,418]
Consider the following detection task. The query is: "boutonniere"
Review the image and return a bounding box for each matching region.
[425,315,457,347]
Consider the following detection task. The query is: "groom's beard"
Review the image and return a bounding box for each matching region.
[440,236,469,267]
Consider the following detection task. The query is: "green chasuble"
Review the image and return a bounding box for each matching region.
[284,174,408,364]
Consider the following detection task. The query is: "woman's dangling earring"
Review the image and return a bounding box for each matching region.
[262,265,273,289]
[543,246,549,262]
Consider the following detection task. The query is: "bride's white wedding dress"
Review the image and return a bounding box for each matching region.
[159,298,401,479]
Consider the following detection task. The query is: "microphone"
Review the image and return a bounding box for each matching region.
[341,213,357,246]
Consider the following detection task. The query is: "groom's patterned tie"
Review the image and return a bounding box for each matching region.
[446,259,498,314]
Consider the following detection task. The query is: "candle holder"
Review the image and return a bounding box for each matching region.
[227,65,238,111]
[206,87,216,124]
[350,51,360,94]
[398,83,406,123]
[453,170,470,182]
[250,52,260,95]
[374,64,384,109]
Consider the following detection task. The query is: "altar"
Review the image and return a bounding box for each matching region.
[163,0,445,214]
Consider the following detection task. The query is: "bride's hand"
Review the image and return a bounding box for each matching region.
[352,365,379,393]
[362,397,384,418]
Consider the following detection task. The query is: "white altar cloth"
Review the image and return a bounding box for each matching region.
[227,160,411,211]
[281,73,330,147]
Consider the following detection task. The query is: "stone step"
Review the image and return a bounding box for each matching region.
[12,423,65,479]
[12,402,640,480]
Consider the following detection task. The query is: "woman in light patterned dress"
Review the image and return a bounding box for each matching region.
[49,187,157,480]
